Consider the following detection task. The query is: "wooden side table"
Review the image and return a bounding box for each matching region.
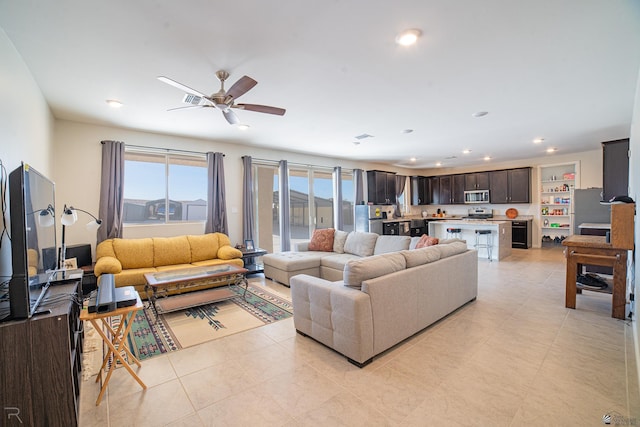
[80,292,147,405]
[562,235,628,319]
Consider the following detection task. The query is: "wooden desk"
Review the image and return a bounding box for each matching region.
[80,294,147,405]
[562,235,627,319]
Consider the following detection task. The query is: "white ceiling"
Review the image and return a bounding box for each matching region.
[1,1,639,169]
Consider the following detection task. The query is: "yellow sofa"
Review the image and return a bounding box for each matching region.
[94,233,244,295]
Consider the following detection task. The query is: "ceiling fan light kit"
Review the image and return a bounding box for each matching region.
[158,70,285,125]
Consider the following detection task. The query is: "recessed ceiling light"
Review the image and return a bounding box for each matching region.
[472,111,488,118]
[401,129,414,134]
[237,124,250,131]
[546,147,557,153]
[462,149,472,154]
[533,138,544,144]
[395,29,422,46]
[106,99,123,108]
[483,156,491,161]
[409,157,417,162]
[435,162,442,167]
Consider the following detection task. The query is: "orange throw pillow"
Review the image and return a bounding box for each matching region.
[415,234,439,249]
[308,228,335,252]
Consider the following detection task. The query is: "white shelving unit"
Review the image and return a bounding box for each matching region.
[538,162,580,246]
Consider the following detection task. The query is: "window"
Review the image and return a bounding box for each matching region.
[123,150,207,224]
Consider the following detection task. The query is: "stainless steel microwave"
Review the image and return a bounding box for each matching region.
[464,190,490,204]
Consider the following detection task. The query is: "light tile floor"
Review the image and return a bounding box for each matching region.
[78,247,640,426]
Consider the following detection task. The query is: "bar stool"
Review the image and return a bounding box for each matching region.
[446,227,462,239]
[475,229,493,261]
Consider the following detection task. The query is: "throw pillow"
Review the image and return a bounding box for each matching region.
[333,230,349,253]
[308,228,335,252]
[415,234,439,249]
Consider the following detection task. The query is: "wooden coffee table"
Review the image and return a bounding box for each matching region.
[144,264,248,321]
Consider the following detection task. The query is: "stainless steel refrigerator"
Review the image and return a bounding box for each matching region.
[355,204,391,234]
[572,188,611,234]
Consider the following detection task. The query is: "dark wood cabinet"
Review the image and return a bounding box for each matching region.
[0,282,83,426]
[489,167,531,204]
[367,170,396,205]
[602,139,629,202]
[464,172,490,190]
[438,175,453,205]
[428,176,440,205]
[452,174,466,204]
[411,176,428,205]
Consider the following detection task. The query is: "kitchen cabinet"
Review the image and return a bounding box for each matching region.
[464,172,490,190]
[367,170,396,205]
[489,167,531,204]
[410,176,428,205]
[452,174,465,204]
[602,138,629,202]
[428,176,440,205]
[439,175,452,205]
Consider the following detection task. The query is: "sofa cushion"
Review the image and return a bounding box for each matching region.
[218,245,243,260]
[308,228,335,252]
[373,235,411,255]
[153,236,191,267]
[96,239,117,258]
[436,241,469,258]
[187,234,219,262]
[262,251,325,271]
[343,231,378,257]
[113,238,154,269]
[344,252,407,289]
[333,230,349,254]
[320,253,361,271]
[400,246,442,268]
[415,234,439,249]
[409,236,421,250]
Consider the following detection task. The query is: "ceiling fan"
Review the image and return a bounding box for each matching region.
[157,70,286,125]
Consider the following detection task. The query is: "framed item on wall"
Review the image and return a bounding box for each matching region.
[244,240,255,251]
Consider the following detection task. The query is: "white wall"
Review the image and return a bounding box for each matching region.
[53,119,415,254]
[0,28,54,278]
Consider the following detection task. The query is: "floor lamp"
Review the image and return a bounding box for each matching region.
[59,205,102,270]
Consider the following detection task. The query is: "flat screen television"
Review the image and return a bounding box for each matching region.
[8,162,57,319]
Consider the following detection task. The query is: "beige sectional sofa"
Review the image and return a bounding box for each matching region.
[263,231,414,286]
[290,241,478,367]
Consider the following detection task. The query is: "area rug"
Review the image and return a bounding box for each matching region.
[82,283,292,375]
[128,284,292,361]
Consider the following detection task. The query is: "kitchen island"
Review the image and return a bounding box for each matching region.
[428,220,512,261]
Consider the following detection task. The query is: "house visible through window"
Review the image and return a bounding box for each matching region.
[123,149,208,224]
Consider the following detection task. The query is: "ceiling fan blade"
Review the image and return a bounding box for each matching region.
[225,76,257,101]
[166,105,207,111]
[235,103,286,116]
[157,76,208,98]
[223,109,240,125]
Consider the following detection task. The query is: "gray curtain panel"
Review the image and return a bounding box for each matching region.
[354,168,364,205]
[333,166,343,230]
[97,140,125,244]
[205,152,228,235]
[395,175,406,217]
[242,156,255,242]
[278,160,291,251]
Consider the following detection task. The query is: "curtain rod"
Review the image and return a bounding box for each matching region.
[251,157,333,169]
[101,142,224,157]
